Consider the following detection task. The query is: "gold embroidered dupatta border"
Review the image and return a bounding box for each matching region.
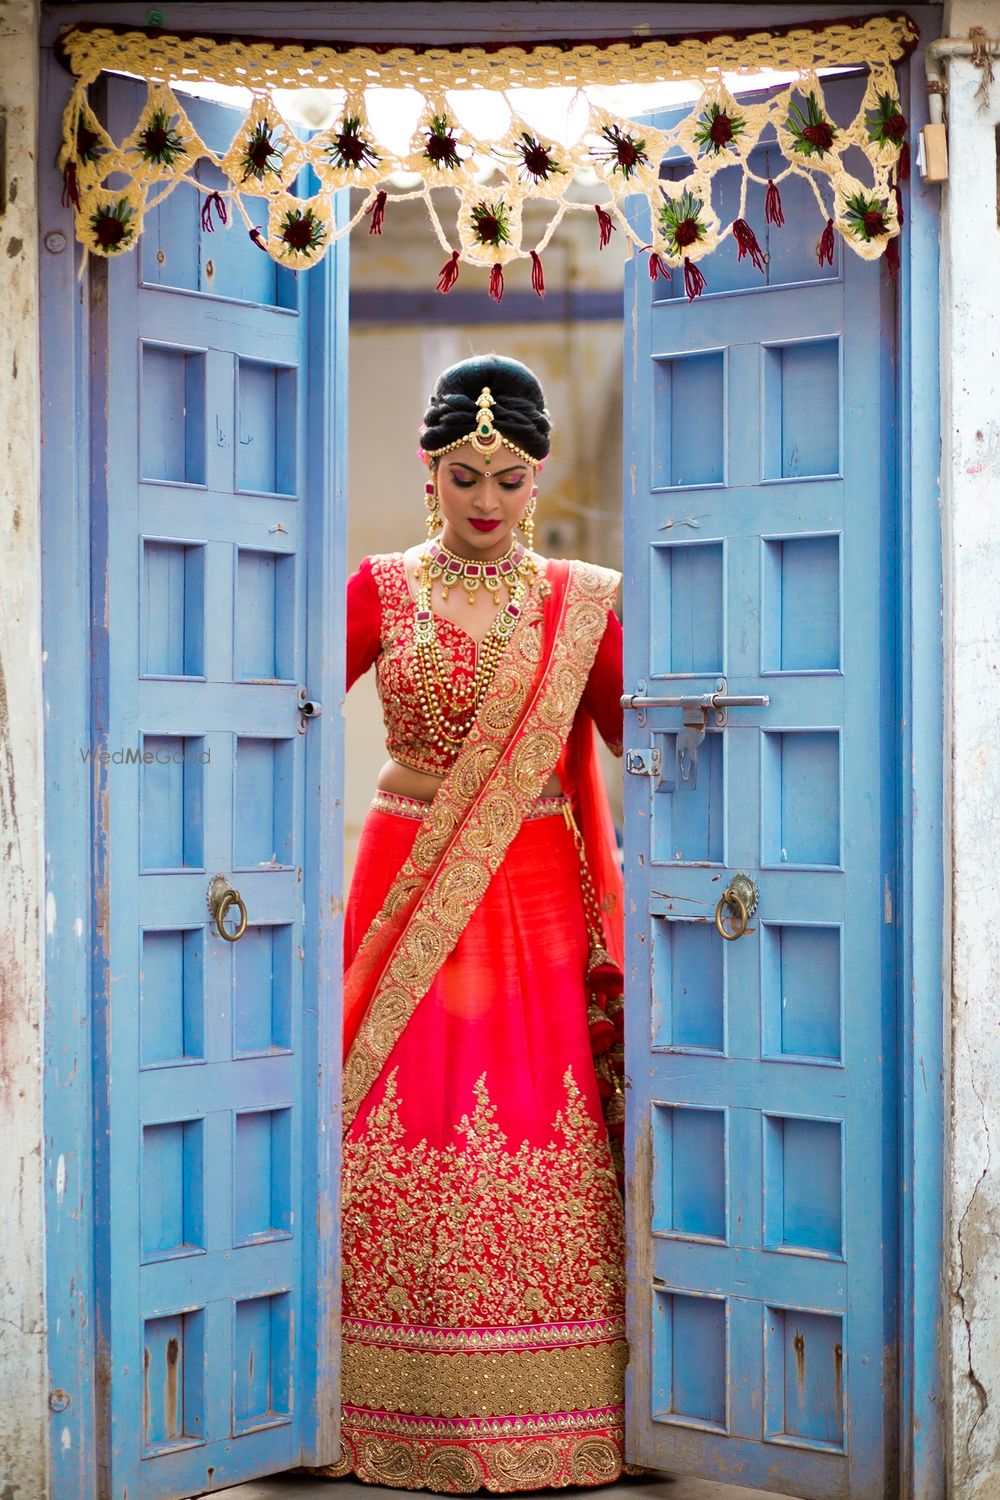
[342,558,621,1132]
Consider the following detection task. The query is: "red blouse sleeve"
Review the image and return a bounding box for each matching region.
[346,556,382,691]
[579,606,624,755]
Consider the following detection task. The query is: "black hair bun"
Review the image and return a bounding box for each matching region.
[419,353,551,461]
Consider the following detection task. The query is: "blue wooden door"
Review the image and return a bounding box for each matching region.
[623,77,898,1500]
[91,79,346,1498]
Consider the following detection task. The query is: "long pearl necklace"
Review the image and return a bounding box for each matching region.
[413,540,538,746]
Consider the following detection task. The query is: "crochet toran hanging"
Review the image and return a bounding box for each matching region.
[56,13,917,302]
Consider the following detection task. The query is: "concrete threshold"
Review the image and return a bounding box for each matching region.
[211,1471,799,1500]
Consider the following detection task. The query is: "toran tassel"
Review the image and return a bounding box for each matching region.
[200,191,228,232]
[765,178,785,228]
[595,204,615,249]
[898,138,911,182]
[732,217,766,273]
[894,182,905,229]
[648,251,670,282]
[530,249,545,297]
[61,161,80,210]
[365,189,387,235]
[684,257,707,301]
[436,248,460,293]
[886,235,901,278]
[489,262,505,302]
[249,226,268,253]
[817,217,836,268]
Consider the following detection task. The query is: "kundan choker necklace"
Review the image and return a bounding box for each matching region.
[425,537,529,605]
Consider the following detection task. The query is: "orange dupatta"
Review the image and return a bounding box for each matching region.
[341,556,622,1133]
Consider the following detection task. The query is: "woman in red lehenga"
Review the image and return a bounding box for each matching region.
[316,354,628,1493]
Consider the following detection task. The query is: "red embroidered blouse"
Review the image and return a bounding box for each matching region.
[346,552,624,777]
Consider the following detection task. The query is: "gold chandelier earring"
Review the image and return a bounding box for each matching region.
[520,485,538,551]
[424,472,443,538]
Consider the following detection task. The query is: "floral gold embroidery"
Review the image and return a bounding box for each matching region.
[342,1068,625,1327]
[333,1068,627,1492]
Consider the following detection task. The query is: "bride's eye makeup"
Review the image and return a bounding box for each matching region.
[447,465,528,491]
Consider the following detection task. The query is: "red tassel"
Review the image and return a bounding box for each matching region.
[365,189,387,235]
[489,262,504,302]
[817,217,835,268]
[436,248,460,293]
[530,249,545,297]
[595,203,615,249]
[648,252,670,282]
[886,235,901,278]
[200,191,227,232]
[61,161,80,210]
[588,1001,615,1055]
[898,138,911,183]
[894,182,905,229]
[765,178,785,228]
[249,226,268,253]
[684,257,707,301]
[732,217,766,273]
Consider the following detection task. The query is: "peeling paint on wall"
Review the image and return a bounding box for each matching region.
[0,0,48,1492]
[944,5,1000,1498]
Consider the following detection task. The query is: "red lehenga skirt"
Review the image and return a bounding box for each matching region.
[325,789,627,1493]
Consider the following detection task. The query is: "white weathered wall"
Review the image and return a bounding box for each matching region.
[941,5,1000,1497]
[0,0,50,1493]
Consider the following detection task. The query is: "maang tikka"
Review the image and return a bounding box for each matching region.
[421,386,540,469]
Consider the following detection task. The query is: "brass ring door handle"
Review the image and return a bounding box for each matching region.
[207,874,248,942]
[714,873,759,942]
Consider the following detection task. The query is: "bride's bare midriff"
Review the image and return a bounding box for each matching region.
[376,758,562,802]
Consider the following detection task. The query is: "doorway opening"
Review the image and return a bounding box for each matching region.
[38,16,942,1500]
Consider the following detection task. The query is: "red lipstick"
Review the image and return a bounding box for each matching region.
[469,518,501,532]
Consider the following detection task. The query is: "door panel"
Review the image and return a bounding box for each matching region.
[623,77,898,1500]
[91,80,346,1499]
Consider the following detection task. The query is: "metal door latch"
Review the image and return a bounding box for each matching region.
[297,686,322,732]
[625,747,662,778]
[677,701,707,788]
[621,678,770,789]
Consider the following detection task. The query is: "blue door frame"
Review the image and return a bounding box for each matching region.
[37,7,943,1498]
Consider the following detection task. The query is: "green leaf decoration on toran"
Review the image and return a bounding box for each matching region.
[693,102,747,155]
[327,115,381,172]
[89,198,137,252]
[866,92,908,148]
[592,123,650,180]
[514,132,566,183]
[657,190,708,253]
[842,191,891,241]
[241,120,285,183]
[471,200,512,248]
[137,108,186,167]
[786,92,838,157]
[424,114,462,171]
